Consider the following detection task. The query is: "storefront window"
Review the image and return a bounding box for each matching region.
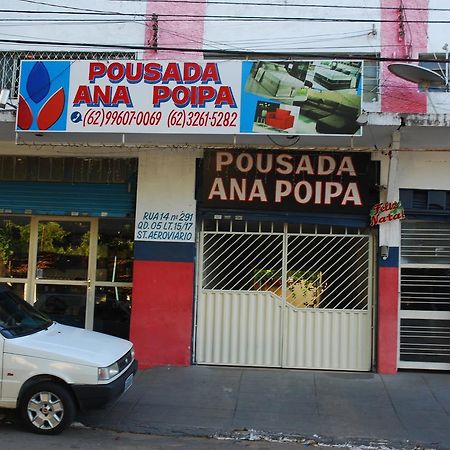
[96,219,134,283]
[4,282,25,298]
[94,286,132,339]
[36,220,90,281]
[0,216,30,279]
[34,284,87,329]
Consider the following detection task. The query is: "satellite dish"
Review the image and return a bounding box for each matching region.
[388,63,447,87]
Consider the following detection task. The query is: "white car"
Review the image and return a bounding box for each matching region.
[0,284,138,434]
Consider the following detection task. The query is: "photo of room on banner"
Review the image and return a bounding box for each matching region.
[241,60,363,136]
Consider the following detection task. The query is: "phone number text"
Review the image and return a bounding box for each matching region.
[81,109,239,129]
[83,109,162,127]
[167,110,238,128]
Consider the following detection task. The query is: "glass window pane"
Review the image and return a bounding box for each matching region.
[97,219,134,282]
[419,54,448,92]
[94,286,131,339]
[37,220,90,280]
[5,282,25,299]
[0,216,30,278]
[34,284,86,328]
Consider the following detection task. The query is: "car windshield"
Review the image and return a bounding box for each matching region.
[0,288,53,338]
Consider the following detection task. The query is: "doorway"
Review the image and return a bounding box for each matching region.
[0,215,134,339]
[30,218,95,330]
[196,218,374,371]
[398,221,450,369]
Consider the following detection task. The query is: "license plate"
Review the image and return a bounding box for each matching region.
[124,374,133,392]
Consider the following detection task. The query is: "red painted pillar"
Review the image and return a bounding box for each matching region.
[377,247,399,374]
[130,242,195,368]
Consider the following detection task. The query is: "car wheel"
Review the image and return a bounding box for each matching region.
[19,381,76,435]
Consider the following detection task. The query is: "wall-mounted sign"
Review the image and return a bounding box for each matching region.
[370,201,405,226]
[135,210,194,242]
[16,60,363,136]
[201,150,378,215]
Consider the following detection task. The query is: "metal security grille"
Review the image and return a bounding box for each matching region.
[400,318,450,365]
[287,232,370,310]
[399,221,450,369]
[196,219,373,371]
[0,51,136,99]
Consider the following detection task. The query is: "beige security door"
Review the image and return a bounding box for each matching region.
[196,218,374,371]
[29,217,98,330]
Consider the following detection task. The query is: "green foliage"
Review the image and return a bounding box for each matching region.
[38,222,69,253]
[0,220,30,264]
[254,268,322,301]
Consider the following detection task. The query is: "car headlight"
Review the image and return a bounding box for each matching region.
[98,362,120,381]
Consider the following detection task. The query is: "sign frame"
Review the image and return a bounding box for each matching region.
[16,59,364,137]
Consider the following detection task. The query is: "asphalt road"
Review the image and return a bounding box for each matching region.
[0,422,336,450]
[5,409,413,450]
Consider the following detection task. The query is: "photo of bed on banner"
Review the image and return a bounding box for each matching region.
[16,60,363,136]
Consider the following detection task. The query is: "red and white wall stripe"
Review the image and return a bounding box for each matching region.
[131,2,206,368]
[144,0,206,59]
[130,150,198,368]
[380,0,429,113]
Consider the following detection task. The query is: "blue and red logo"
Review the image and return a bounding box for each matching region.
[17,61,70,131]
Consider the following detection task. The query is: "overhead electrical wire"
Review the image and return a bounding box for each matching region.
[4,1,448,65]
[7,1,450,122]
[0,12,437,66]
[205,30,375,46]
[0,20,377,50]
[0,12,408,58]
[10,0,450,34]
[94,0,450,13]
[0,25,384,57]
[1,9,141,16]
[0,16,391,52]
[3,14,450,25]
[0,17,379,53]
[16,0,129,15]
[8,43,447,114]
[1,37,449,63]
[153,20,379,54]
[6,7,450,16]
[4,1,450,25]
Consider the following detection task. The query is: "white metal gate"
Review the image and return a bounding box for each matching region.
[195,219,374,371]
[399,221,450,370]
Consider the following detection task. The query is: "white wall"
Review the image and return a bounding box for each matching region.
[135,148,200,243]
[0,1,146,53]
[398,151,450,190]
[427,0,450,55]
[204,0,381,54]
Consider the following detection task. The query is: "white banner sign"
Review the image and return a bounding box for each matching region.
[17,60,363,136]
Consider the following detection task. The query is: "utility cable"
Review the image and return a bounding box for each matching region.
[102,0,450,13]
[3,15,450,25]
[0,37,434,63]
[3,11,450,25]
[1,38,447,63]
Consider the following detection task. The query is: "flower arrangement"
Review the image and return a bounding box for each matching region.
[254,269,323,308]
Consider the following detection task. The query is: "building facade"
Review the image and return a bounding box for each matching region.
[0,0,449,374]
